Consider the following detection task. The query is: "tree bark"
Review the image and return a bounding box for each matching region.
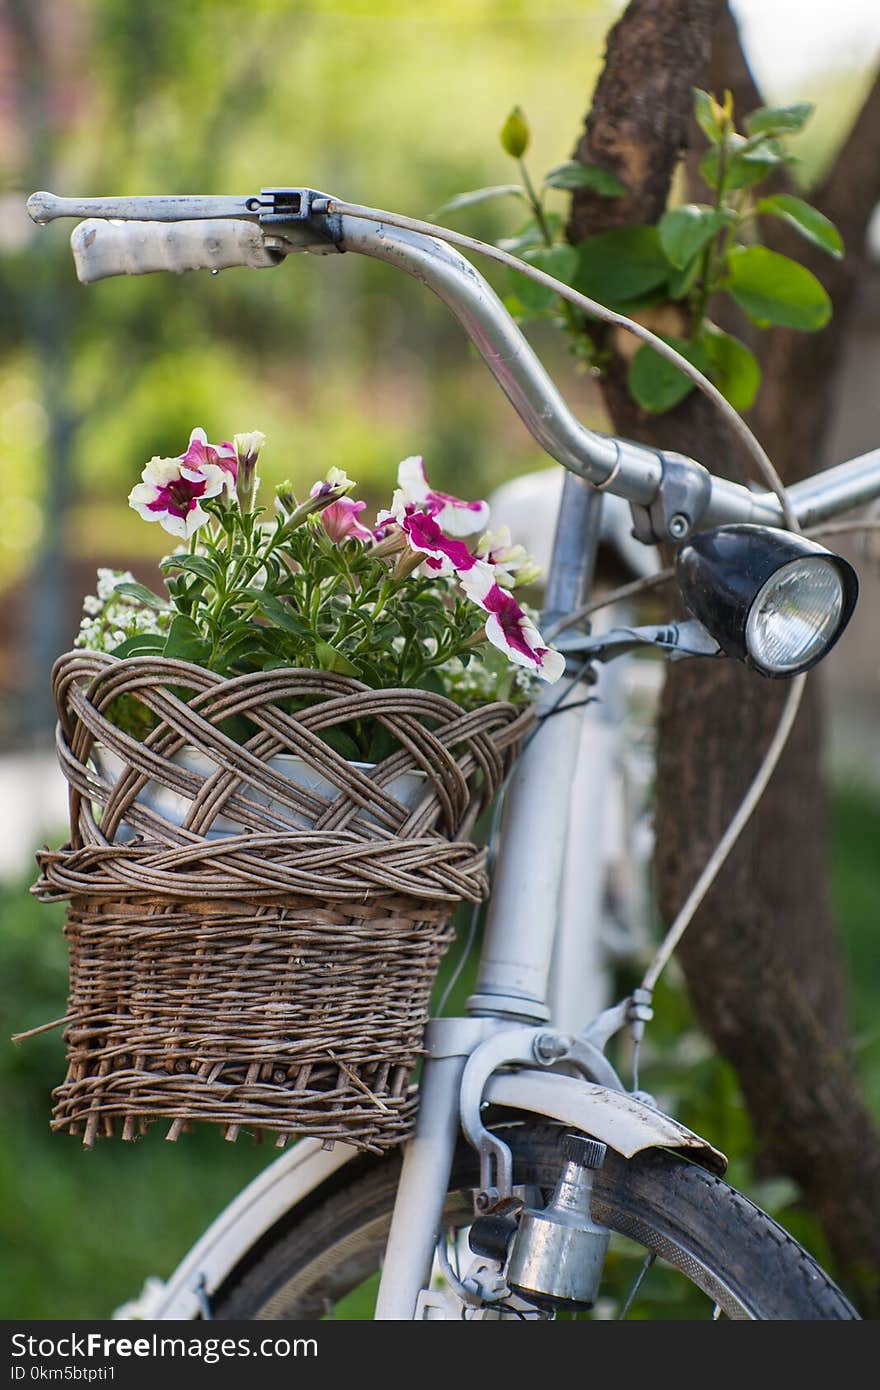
[568,0,880,1312]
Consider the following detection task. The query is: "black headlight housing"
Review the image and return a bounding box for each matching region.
[675,524,858,678]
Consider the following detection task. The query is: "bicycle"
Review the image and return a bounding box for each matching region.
[26,186,880,1321]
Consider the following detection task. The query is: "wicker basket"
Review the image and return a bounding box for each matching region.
[32,651,532,1151]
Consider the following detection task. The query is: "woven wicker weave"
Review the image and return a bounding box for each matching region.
[33,651,532,1151]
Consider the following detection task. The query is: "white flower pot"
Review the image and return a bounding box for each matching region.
[90,742,426,842]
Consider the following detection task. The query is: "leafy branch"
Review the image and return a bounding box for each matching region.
[442,93,843,414]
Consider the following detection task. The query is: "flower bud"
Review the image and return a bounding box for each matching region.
[234,430,266,513]
[500,106,530,159]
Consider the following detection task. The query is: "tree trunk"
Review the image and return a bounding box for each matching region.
[568,0,880,1312]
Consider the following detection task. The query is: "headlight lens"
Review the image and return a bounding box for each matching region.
[745,556,844,673]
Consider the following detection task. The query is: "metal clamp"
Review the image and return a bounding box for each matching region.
[630,451,713,544]
[459,1025,626,1208]
[253,188,344,255]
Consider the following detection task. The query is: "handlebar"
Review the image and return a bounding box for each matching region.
[27,187,880,541]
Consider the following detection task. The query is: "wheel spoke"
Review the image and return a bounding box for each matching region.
[617,1252,656,1318]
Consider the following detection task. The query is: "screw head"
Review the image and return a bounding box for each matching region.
[533,1031,568,1064]
[668,513,690,540]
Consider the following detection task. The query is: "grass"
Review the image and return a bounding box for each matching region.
[0,778,878,1319]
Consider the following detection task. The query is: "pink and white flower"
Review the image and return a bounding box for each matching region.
[180,427,238,494]
[398,508,489,578]
[320,496,373,543]
[390,456,489,536]
[128,454,230,539]
[461,567,564,683]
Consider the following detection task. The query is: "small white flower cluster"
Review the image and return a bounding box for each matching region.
[438,651,538,705]
[74,568,171,654]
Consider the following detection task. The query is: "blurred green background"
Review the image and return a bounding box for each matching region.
[1,0,879,1319]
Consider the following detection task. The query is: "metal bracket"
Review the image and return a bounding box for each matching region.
[555,618,721,664]
[251,188,344,255]
[630,451,713,544]
[459,1025,626,1207]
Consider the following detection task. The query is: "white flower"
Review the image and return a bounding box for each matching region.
[128,444,231,539]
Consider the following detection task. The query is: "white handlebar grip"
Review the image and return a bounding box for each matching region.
[69,218,281,283]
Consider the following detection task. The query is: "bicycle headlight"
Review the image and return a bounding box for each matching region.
[675,524,858,677]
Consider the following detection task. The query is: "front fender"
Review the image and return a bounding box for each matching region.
[483,1068,727,1174]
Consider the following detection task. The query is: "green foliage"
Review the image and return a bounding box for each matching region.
[574,226,670,305]
[543,160,626,196]
[727,245,832,330]
[755,194,844,259]
[745,102,815,136]
[658,204,735,270]
[435,185,526,216]
[628,335,711,415]
[444,87,842,415]
[701,326,761,412]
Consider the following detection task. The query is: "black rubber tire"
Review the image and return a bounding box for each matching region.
[214,1124,857,1320]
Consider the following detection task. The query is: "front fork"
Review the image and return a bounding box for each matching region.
[373,1048,471,1320]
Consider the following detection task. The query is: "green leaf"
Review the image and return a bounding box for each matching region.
[497,212,561,256]
[506,244,577,315]
[627,335,711,414]
[693,88,724,144]
[112,581,169,610]
[246,590,312,637]
[434,184,526,215]
[162,614,211,665]
[108,633,166,659]
[746,102,813,136]
[500,106,530,159]
[543,160,625,196]
[315,641,362,678]
[658,204,733,269]
[319,727,363,761]
[756,194,844,260]
[727,246,832,330]
[573,226,670,305]
[702,326,761,411]
[667,254,702,300]
[159,553,217,584]
[700,135,784,193]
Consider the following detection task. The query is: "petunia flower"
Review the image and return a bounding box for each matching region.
[397,508,490,579]
[390,456,489,536]
[180,427,238,494]
[320,496,373,543]
[475,526,542,588]
[128,454,230,539]
[461,565,565,683]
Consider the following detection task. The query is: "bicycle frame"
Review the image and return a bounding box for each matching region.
[31,191,880,1321]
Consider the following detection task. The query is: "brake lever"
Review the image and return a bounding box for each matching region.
[555,618,721,663]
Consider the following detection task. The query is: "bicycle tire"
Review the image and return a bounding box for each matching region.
[212,1123,856,1320]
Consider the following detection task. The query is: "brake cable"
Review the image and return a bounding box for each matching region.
[324,197,809,1012]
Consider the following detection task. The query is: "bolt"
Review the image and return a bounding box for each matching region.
[667,513,690,540]
[533,1031,569,1064]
